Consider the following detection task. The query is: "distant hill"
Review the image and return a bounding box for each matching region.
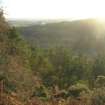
[8,19,64,27]
[8,20,39,27]
[9,19,105,54]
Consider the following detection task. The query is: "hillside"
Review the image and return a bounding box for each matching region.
[3,16,105,105]
[12,19,105,54]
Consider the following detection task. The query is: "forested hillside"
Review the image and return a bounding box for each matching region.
[1,10,105,105]
[16,19,105,54]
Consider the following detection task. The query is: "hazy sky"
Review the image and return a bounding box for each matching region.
[2,0,105,20]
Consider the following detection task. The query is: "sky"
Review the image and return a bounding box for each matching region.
[2,0,105,20]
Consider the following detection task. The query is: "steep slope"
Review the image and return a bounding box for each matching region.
[0,12,35,101]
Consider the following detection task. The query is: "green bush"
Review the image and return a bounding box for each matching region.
[68,83,90,98]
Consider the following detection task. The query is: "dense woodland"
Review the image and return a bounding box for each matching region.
[1,9,105,105]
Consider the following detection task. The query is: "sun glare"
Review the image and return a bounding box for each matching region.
[3,0,105,20]
[95,18,105,23]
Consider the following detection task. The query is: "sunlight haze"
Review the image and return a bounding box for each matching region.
[2,0,105,20]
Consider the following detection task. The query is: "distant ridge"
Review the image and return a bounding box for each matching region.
[9,18,105,54]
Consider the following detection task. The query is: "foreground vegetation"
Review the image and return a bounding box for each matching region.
[1,10,105,105]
